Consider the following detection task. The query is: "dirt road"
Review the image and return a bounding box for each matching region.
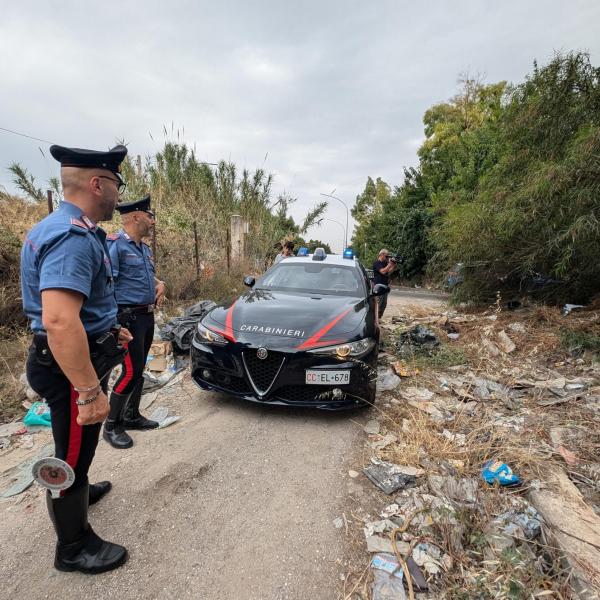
[0,287,445,600]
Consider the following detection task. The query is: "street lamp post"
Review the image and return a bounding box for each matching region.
[320,193,349,250]
[318,218,346,254]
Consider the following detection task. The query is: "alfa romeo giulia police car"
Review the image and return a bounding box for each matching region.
[190,248,388,409]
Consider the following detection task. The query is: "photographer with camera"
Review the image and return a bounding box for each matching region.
[372,249,398,319]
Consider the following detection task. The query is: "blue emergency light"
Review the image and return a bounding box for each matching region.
[343,248,354,259]
[297,247,309,256]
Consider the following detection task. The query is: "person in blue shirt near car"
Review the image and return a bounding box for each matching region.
[103,195,166,449]
[21,144,133,574]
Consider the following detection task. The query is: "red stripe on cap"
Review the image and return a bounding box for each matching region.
[114,342,133,393]
[296,308,352,350]
[65,385,83,470]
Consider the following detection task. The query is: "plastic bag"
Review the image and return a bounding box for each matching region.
[23,401,51,427]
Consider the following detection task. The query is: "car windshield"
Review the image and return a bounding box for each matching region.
[256,262,365,297]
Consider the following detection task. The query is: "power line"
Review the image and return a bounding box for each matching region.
[0,126,53,145]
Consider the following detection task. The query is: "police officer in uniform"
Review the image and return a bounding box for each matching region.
[103,195,166,449]
[21,144,133,574]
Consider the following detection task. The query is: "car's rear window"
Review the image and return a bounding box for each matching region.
[257,262,365,297]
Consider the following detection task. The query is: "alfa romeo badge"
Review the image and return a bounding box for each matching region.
[32,457,75,498]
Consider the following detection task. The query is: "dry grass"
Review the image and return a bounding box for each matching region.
[346,302,600,599]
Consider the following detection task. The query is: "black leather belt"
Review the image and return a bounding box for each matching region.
[118,304,154,315]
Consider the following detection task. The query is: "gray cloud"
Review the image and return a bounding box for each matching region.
[1,0,599,251]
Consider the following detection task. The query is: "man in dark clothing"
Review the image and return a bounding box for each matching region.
[372,249,395,319]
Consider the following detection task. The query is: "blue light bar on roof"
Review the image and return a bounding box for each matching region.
[297,247,309,256]
[343,247,354,259]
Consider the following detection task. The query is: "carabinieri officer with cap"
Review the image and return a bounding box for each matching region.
[21,144,133,574]
[103,195,166,449]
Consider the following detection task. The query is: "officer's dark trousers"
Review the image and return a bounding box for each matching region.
[377,292,389,319]
[113,312,154,404]
[26,348,106,493]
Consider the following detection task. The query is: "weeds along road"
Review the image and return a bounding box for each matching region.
[0,286,445,600]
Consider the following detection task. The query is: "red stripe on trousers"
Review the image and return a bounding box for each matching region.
[65,385,83,470]
[114,342,133,393]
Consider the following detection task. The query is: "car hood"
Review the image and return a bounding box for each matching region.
[203,289,368,349]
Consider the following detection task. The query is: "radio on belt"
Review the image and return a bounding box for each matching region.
[32,457,76,498]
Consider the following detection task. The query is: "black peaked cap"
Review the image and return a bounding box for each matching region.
[115,195,151,214]
[49,144,127,174]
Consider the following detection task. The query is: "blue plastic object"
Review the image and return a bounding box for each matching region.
[23,401,51,427]
[343,247,354,259]
[482,460,521,486]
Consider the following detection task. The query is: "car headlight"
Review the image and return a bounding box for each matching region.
[308,338,376,359]
[196,323,228,346]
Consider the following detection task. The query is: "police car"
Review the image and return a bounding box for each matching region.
[191,249,388,409]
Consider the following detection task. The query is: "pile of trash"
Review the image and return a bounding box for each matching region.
[345,302,600,599]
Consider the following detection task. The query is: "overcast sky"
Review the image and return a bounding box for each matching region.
[1,0,599,252]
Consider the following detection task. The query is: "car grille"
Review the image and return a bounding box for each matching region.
[243,350,285,393]
[274,385,348,404]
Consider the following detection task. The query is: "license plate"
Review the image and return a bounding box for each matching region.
[305,370,350,385]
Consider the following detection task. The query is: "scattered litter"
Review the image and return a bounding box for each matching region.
[412,542,448,576]
[0,422,26,437]
[534,377,566,390]
[364,519,398,537]
[508,322,527,333]
[366,535,408,554]
[140,391,158,411]
[363,459,418,494]
[391,361,419,378]
[364,419,381,435]
[396,325,439,356]
[146,340,172,372]
[441,429,466,446]
[495,506,542,540]
[0,438,10,451]
[149,407,181,429]
[481,460,521,487]
[370,434,397,451]
[371,554,407,600]
[23,401,51,427]
[160,300,216,352]
[497,330,516,353]
[333,517,344,529]
[376,368,401,392]
[480,336,501,356]
[348,470,359,478]
[142,368,185,393]
[380,503,400,519]
[562,303,585,316]
[447,332,460,341]
[407,399,446,422]
[0,442,54,498]
[401,386,434,402]
[428,475,478,504]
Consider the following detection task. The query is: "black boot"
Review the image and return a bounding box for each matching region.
[123,380,158,430]
[89,481,112,505]
[103,392,133,449]
[47,483,127,574]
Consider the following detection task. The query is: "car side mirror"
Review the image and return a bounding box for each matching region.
[371,284,389,297]
[243,276,256,287]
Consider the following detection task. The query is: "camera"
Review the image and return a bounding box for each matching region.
[387,252,403,264]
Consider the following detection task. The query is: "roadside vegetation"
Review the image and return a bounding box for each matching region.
[351,51,600,305]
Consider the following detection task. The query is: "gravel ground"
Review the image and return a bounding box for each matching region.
[0,287,444,600]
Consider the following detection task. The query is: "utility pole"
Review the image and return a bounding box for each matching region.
[320,193,349,249]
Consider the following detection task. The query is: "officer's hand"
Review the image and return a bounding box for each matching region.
[155,280,166,306]
[119,327,133,344]
[76,390,109,426]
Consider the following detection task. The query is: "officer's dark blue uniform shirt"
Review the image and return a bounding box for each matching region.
[107,230,156,306]
[20,201,118,335]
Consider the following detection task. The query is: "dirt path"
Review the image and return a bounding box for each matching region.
[0,287,447,600]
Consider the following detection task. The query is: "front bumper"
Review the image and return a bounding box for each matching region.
[190,337,377,410]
